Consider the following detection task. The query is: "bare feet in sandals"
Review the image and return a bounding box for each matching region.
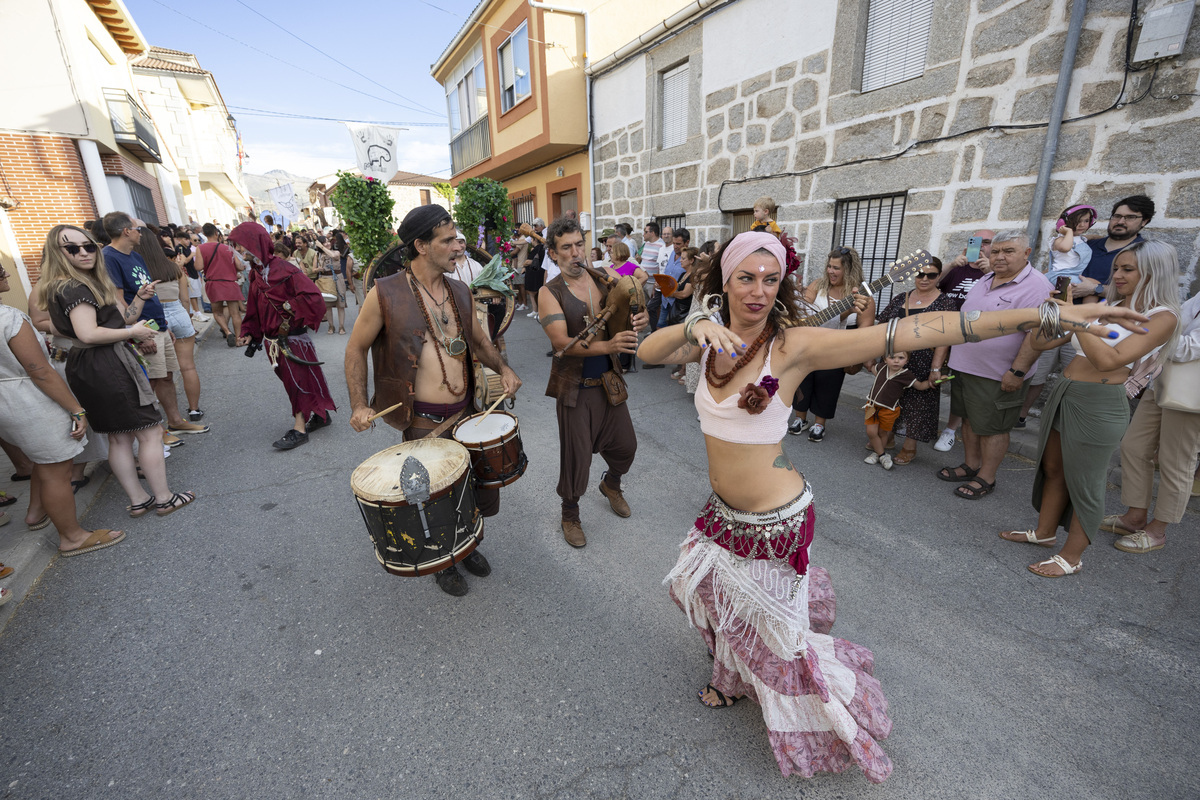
[999,529,1056,547]
[697,684,740,708]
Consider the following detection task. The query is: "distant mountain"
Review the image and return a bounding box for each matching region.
[243,169,314,210]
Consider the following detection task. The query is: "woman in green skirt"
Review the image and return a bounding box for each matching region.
[1000,240,1181,577]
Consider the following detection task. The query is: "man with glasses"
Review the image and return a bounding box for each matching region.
[1075,195,1154,299]
[939,230,1050,500]
[102,212,209,438]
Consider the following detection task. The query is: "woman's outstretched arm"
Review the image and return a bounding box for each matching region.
[780,303,1150,374]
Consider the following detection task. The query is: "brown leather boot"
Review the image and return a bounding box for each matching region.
[598,480,631,518]
[562,518,586,548]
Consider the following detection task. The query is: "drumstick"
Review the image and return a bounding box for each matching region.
[366,400,405,424]
[473,394,509,426]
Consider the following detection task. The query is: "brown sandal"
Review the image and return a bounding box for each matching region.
[893,450,916,465]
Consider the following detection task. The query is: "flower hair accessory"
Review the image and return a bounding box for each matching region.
[737,375,779,415]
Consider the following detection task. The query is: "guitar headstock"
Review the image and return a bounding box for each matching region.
[886,250,933,284]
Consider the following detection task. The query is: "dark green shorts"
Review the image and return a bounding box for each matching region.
[950,370,1029,436]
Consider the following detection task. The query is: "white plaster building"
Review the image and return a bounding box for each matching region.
[132,47,251,227]
[589,0,1200,294]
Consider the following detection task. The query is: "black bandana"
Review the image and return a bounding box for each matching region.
[398,205,453,247]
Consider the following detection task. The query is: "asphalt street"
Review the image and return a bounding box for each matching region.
[1,305,1197,799]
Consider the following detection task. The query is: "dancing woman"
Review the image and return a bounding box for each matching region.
[637,231,1149,783]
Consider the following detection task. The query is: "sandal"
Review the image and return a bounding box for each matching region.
[338,328,346,335]
[954,476,996,500]
[127,497,155,517]
[10,472,31,482]
[1100,514,1138,534]
[27,515,51,531]
[1028,555,1082,578]
[0,491,17,507]
[0,562,13,580]
[892,450,916,466]
[937,463,979,482]
[58,529,125,558]
[156,491,196,517]
[697,683,739,708]
[999,529,1056,547]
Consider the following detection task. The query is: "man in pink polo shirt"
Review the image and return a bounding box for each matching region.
[939,230,1053,499]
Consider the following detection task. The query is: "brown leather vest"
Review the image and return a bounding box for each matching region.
[544,273,624,408]
[370,271,476,431]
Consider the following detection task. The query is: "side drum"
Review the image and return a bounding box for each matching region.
[452,411,528,488]
[350,439,483,577]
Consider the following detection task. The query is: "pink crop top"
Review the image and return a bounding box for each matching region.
[696,339,791,444]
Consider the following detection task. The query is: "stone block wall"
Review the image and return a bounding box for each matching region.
[591,0,1200,293]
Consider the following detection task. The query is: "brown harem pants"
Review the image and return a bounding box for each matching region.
[556,385,637,520]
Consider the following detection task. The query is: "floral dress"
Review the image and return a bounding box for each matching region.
[875,291,956,443]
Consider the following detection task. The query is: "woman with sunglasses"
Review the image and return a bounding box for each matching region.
[872,257,955,464]
[37,225,195,519]
[0,261,128,558]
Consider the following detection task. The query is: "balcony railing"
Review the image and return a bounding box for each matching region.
[104,88,161,164]
[450,115,490,175]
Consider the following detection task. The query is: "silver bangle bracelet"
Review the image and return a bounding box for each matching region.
[885,317,899,357]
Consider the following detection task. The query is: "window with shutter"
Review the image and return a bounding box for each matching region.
[660,63,689,149]
[833,194,907,307]
[861,0,934,93]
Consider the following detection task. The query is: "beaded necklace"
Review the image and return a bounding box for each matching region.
[409,273,467,397]
[705,324,774,389]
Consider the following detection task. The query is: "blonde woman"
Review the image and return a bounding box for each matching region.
[37,225,195,518]
[788,246,876,441]
[1001,240,1180,576]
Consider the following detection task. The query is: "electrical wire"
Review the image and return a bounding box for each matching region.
[225,106,446,126]
[420,0,551,45]
[145,0,442,117]
[232,0,444,117]
[714,0,1177,211]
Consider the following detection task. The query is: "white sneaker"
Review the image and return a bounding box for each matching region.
[526,311,537,318]
[864,453,880,465]
[934,429,956,452]
[193,313,210,321]
[880,453,894,470]
[163,445,172,459]
[515,304,526,311]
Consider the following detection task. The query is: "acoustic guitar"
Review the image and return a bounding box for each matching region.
[796,249,933,327]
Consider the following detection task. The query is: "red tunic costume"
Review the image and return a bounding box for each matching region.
[228,222,337,420]
[198,241,243,303]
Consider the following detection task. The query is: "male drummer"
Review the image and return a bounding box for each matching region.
[537,216,648,548]
[346,205,521,596]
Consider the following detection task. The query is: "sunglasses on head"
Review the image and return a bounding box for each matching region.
[837,247,851,256]
[61,242,99,255]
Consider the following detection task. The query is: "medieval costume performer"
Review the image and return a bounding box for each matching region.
[637,230,1145,783]
[228,222,336,450]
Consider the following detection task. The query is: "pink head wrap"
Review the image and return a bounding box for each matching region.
[720,231,787,286]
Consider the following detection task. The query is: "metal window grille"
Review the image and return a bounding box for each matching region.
[660,63,689,149]
[656,214,686,234]
[861,0,934,93]
[125,178,159,226]
[833,193,907,307]
[512,193,536,225]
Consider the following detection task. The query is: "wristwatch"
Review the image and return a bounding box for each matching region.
[1093,283,1106,296]
[1009,368,1027,378]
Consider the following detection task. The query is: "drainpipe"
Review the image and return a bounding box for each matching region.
[77,139,115,216]
[1026,0,1088,253]
[528,2,591,230]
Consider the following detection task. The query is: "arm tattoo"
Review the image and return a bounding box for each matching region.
[666,342,697,362]
[539,313,565,328]
[910,316,921,339]
[123,304,139,323]
[959,310,982,343]
[772,451,795,471]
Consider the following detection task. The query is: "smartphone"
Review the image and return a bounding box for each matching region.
[965,236,983,263]
[1055,276,1072,304]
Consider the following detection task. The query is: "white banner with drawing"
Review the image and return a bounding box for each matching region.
[267,183,300,227]
[344,123,401,182]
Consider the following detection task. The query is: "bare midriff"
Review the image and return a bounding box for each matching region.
[703,436,807,513]
[1063,354,1130,386]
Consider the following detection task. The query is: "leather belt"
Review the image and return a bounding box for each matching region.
[580,377,604,388]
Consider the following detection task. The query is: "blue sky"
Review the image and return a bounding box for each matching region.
[125,0,479,179]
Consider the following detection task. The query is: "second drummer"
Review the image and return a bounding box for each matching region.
[537,217,648,548]
[346,205,522,596]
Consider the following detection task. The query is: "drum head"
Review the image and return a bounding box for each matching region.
[454,411,516,444]
[351,439,470,503]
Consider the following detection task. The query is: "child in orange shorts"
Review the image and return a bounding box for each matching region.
[864,352,931,470]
